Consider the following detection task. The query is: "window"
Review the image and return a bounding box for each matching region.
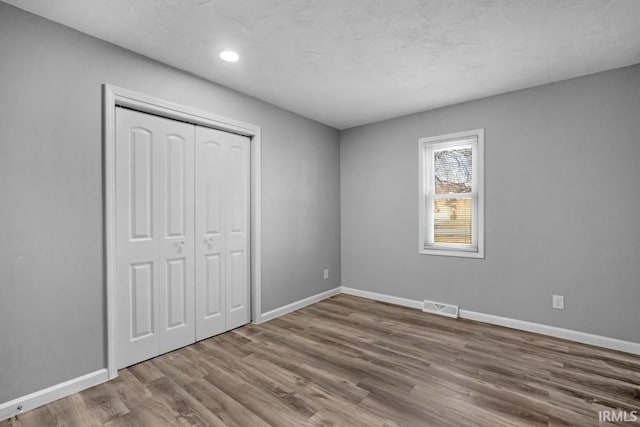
[419,129,484,258]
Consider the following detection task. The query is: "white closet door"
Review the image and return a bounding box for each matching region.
[115,107,195,368]
[158,115,195,355]
[224,133,251,330]
[195,126,250,340]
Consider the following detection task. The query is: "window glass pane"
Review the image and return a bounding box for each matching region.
[433,198,472,244]
[434,147,472,194]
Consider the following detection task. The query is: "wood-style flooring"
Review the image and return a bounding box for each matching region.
[2,294,640,426]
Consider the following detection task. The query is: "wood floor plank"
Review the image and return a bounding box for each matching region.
[46,392,104,427]
[241,340,371,404]
[181,378,268,427]
[3,294,639,426]
[104,397,182,427]
[127,361,165,385]
[79,382,130,425]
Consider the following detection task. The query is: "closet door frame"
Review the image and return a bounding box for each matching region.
[103,84,262,380]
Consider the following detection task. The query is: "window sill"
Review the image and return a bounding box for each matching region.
[420,246,484,259]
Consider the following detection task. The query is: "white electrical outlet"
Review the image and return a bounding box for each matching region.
[552,295,564,310]
[323,269,329,280]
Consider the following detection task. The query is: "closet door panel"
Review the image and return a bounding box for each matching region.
[115,107,196,367]
[195,126,250,338]
[224,135,251,330]
[166,135,187,237]
[115,109,161,368]
[130,262,154,339]
[129,128,153,240]
[158,123,195,354]
[195,129,226,340]
[204,253,223,318]
[166,258,187,328]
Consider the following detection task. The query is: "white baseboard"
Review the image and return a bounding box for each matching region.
[340,286,640,356]
[0,369,109,422]
[458,310,640,356]
[258,286,341,323]
[341,286,423,309]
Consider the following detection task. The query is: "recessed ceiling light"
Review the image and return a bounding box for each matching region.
[220,50,239,62]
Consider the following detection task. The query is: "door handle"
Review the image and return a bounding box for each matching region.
[177,240,185,247]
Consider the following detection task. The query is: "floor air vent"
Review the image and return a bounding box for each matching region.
[423,300,459,318]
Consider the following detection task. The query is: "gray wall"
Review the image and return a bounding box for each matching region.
[0,2,340,403]
[341,64,640,343]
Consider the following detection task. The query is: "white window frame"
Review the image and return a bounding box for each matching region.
[418,129,484,258]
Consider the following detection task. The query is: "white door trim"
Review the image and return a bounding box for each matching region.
[103,84,262,379]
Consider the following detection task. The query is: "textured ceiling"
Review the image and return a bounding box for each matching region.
[5,0,640,129]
